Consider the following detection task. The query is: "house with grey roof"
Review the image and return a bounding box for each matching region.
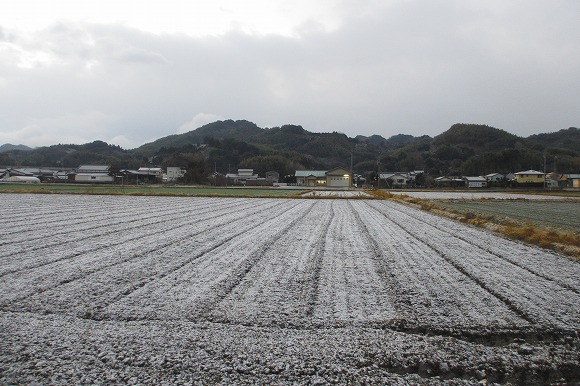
[379,172,409,188]
[560,174,580,188]
[225,169,259,185]
[295,168,352,188]
[73,165,113,183]
[463,176,488,188]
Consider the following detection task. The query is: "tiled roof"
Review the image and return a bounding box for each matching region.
[295,170,328,178]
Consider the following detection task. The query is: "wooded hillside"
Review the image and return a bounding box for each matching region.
[2,121,578,184]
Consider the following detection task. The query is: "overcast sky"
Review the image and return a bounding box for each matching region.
[1,0,579,149]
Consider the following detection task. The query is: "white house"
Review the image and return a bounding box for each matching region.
[379,172,409,188]
[74,165,113,183]
[463,176,487,188]
[166,167,187,182]
[484,173,504,183]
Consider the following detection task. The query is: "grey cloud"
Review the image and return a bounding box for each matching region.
[0,1,578,149]
[117,47,169,64]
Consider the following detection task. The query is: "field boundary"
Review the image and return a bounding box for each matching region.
[369,190,580,259]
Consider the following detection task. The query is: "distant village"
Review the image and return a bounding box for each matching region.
[1,164,579,189]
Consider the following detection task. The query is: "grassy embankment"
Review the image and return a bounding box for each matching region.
[0,183,378,199]
[369,190,580,259]
[0,183,306,198]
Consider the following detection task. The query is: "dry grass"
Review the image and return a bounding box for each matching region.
[367,190,403,200]
[0,184,307,199]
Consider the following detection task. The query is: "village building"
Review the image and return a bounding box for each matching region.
[379,172,409,188]
[0,168,33,179]
[265,171,280,184]
[485,173,505,183]
[10,168,56,181]
[543,172,561,188]
[378,170,424,188]
[165,167,187,182]
[560,174,580,188]
[120,167,164,184]
[463,176,488,188]
[72,165,113,183]
[295,167,352,188]
[434,176,465,188]
[225,169,259,185]
[514,170,545,184]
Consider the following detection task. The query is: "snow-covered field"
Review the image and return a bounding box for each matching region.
[390,191,578,200]
[1,194,579,384]
[300,190,371,197]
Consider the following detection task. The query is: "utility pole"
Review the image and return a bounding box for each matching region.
[350,153,353,173]
[377,159,381,190]
[543,153,546,189]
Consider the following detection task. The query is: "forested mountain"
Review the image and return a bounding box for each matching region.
[0,144,32,153]
[136,120,263,155]
[1,120,578,184]
[0,141,140,170]
[425,124,579,175]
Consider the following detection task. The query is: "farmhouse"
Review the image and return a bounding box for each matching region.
[463,176,487,188]
[166,167,186,182]
[295,170,327,187]
[265,171,280,184]
[225,169,259,185]
[295,168,352,188]
[485,173,505,187]
[379,172,409,188]
[514,170,545,184]
[434,176,464,187]
[544,172,561,188]
[485,173,504,183]
[560,174,580,188]
[73,165,113,183]
[121,167,164,184]
[1,168,34,178]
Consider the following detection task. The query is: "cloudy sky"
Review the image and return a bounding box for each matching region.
[1,0,579,149]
